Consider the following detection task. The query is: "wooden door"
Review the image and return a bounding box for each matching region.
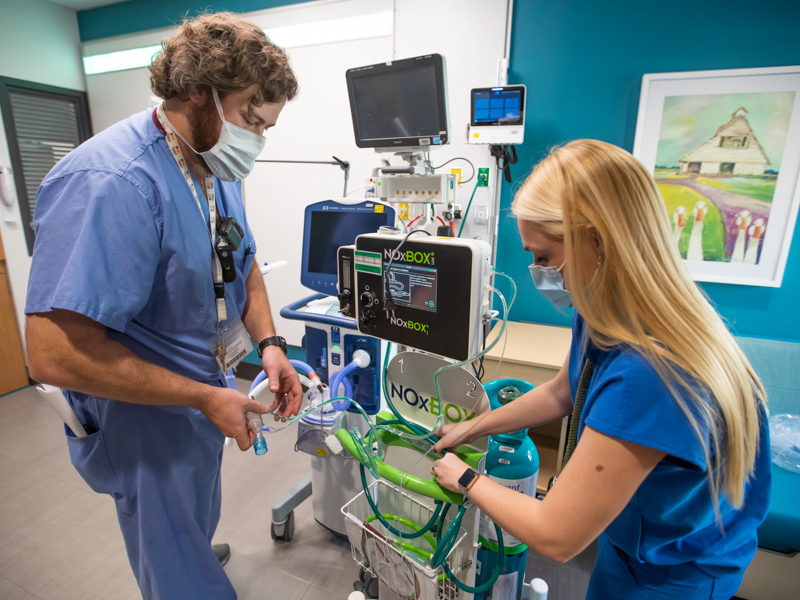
[0,228,28,395]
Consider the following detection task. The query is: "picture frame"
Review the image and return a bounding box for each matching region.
[633,66,800,287]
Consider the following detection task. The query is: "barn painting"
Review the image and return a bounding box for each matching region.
[653,91,795,264]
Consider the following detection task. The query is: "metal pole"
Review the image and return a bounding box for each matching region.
[255,156,350,196]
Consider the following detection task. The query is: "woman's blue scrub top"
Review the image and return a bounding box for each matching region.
[25,109,257,386]
[569,313,772,576]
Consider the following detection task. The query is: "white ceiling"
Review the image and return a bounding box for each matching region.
[48,0,131,11]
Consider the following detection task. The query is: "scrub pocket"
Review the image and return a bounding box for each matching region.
[67,431,122,497]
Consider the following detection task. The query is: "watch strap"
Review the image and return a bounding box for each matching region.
[257,336,287,358]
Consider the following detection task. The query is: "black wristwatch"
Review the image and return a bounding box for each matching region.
[256,336,287,358]
[458,468,480,496]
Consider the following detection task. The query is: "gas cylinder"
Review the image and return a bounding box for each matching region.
[475,379,539,600]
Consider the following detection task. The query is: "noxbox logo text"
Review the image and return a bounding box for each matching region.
[384,248,435,265]
[390,383,477,423]
[389,316,429,335]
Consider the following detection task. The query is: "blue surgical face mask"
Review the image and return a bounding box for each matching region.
[167,88,266,182]
[529,263,573,308]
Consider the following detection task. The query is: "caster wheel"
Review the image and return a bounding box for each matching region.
[365,576,379,598]
[271,511,295,542]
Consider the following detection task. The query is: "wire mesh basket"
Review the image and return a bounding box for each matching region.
[341,479,470,600]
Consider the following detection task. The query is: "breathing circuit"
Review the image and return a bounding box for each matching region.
[243,274,515,594]
[337,276,514,594]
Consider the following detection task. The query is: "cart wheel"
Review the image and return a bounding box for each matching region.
[366,576,379,598]
[271,511,295,542]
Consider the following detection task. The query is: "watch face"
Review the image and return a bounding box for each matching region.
[458,468,477,489]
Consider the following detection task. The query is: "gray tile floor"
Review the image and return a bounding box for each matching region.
[0,381,598,600]
[0,381,354,600]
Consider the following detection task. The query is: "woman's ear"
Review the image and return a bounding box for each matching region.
[586,223,604,255]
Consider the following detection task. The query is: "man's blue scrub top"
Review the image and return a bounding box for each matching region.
[569,313,772,576]
[26,109,257,385]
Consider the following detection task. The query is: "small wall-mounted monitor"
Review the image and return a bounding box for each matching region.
[346,54,449,150]
[301,200,396,296]
[468,85,526,145]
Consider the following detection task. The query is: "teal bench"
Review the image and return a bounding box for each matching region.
[737,336,800,554]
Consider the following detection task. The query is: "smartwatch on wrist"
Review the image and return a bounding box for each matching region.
[256,336,287,358]
[458,468,480,496]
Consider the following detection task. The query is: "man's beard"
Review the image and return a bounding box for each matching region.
[187,98,222,171]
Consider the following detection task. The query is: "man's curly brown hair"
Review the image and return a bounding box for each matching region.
[149,12,298,105]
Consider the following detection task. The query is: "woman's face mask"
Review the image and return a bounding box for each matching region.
[529,263,572,307]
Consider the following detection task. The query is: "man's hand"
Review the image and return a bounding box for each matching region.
[262,346,303,420]
[199,386,272,451]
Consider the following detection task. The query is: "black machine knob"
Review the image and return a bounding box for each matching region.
[360,290,376,307]
[359,309,377,330]
[338,289,351,304]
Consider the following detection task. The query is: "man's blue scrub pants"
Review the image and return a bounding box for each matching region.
[66,392,236,600]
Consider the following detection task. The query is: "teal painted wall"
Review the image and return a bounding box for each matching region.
[501,0,800,340]
[78,1,800,340]
[77,0,311,41]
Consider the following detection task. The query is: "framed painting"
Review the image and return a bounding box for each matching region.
[633,66,800,287]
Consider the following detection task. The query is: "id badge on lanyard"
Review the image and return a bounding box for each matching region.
[156,106,251,372]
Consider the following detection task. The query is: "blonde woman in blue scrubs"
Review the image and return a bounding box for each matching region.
[433,140,772,599]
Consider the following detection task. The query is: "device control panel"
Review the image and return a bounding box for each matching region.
[349,234,491,361]
[365,174,456,204]
[337,245,356,318]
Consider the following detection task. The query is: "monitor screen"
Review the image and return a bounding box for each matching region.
[347,54,449,148]
[307,210,390,275]
[471,86,525,126]
[383,262,438,313]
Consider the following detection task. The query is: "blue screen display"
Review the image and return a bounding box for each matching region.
[308,210,389,275]
[473,88,523,125]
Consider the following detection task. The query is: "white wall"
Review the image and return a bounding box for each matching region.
[393,0,510,244]
[0,0,86,350]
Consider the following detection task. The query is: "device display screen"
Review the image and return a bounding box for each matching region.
[384,263,438,312]
[308,211,388,275]
[352,66,441,140]
[472,87,524,125]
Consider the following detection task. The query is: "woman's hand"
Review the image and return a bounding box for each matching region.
[431,453,470,493]
[433,418,482,453]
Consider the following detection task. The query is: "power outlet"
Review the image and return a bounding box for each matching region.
[474,204,488,224]
[477,167,490,187]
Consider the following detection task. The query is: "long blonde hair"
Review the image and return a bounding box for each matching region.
[513,139,765,511]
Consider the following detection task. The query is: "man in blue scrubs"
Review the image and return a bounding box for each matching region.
[25,13,301,599]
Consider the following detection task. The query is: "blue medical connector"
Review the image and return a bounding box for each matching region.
[247,411,268,455]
